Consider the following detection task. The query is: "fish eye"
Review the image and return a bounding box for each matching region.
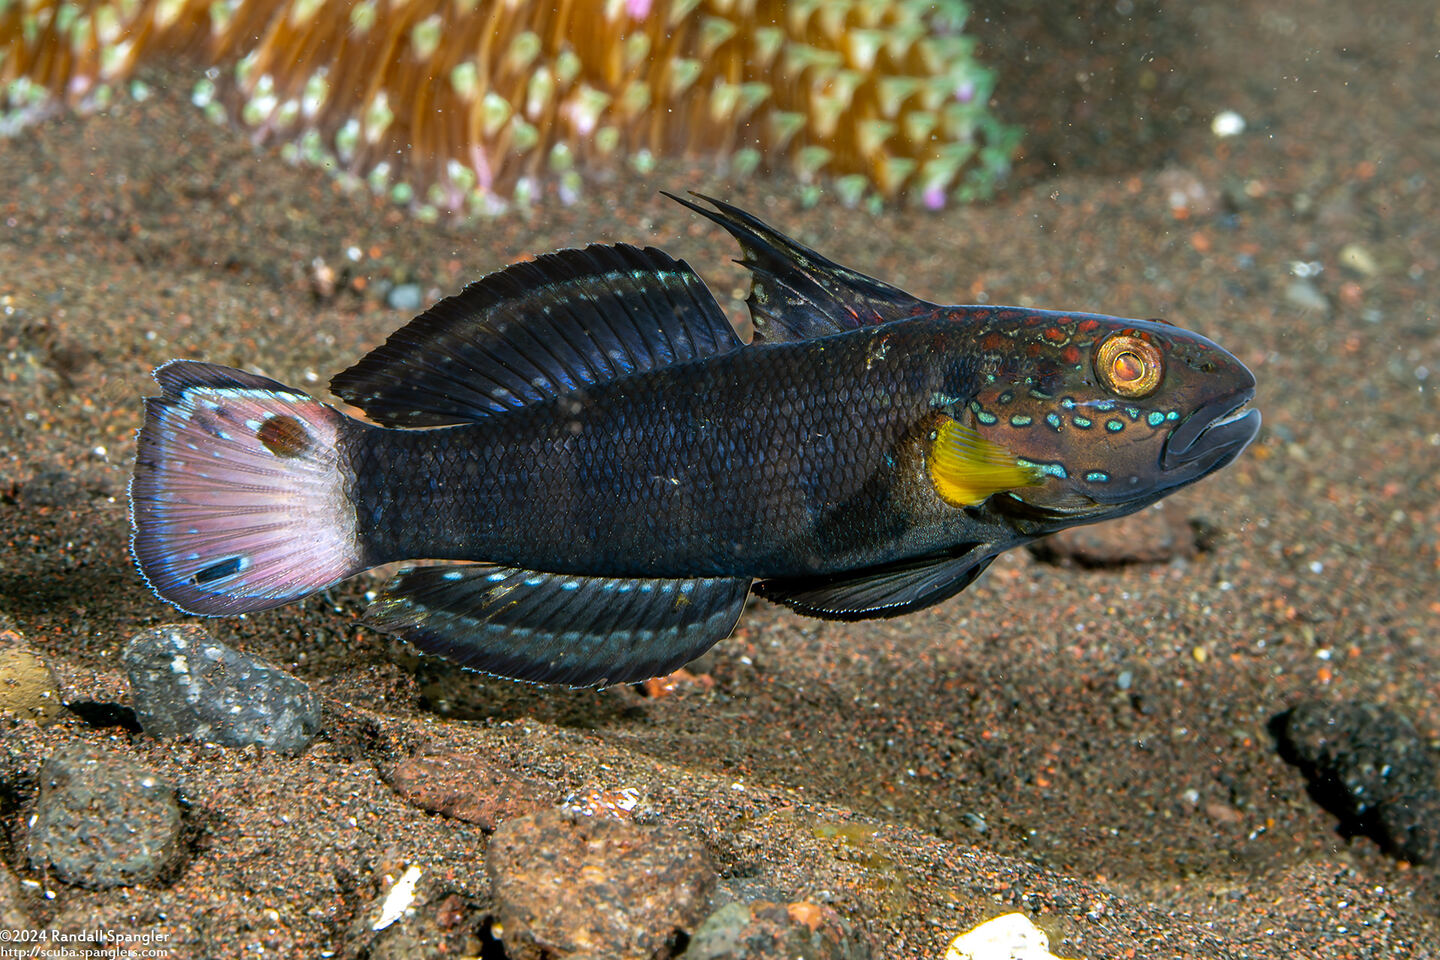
[1095,334,1163,398]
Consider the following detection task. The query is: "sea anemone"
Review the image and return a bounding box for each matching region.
[1,0,1019,215]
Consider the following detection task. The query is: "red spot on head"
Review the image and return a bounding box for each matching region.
[982,332,1009,352]
[1077,317,1101,333]
[1061,344,1081,364]
[1044,327,1067,343]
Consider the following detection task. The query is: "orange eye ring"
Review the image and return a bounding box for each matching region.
[1095,334,1163,398]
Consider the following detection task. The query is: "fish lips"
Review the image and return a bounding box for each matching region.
[1160,388,1261,476]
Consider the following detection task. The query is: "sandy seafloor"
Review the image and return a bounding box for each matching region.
[1,0,1437,957]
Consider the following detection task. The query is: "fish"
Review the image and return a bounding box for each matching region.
[130,193,1260,687]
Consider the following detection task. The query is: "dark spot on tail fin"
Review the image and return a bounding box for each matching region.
[257,415,311,457]
[664,191,937,342]
[192,557,244,585]
[367,564,751,687]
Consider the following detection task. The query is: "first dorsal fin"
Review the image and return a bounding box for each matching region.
[331,243,741,427]
[665,191,936,342]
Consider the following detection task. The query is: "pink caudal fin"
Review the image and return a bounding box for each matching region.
[130,360,364,616]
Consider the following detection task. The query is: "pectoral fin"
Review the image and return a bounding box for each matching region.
[367,564,751,687]
[928,416,1044,507]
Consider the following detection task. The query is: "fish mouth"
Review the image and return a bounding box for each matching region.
[1160,389,1261,476]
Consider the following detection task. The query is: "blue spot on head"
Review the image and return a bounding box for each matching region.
[1016,459,1068,479]
[1166,410,1180,421]
[976,410,997,425]
[1147,411,1166,427]
[1072,416,1092,429]
[1060,397,1076,410]
[1085,471,1110,483]
[1106,419,1125,432]
[1045,412,1062,431]
[1010,414,1032,428]
[1126,406,1142,420]
[1094,399,1116,411]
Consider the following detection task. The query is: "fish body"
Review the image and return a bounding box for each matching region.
[131,194,1260,686]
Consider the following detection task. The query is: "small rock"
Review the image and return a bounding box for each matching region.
[1337,243,1378,277]
[365,890,489,960]
[26,745,182,888]
[487,808,715,960]
[386,282,424,312]
[1030,501,1196,566]
[385,752,553,831]
[1284,277,1331,315]
[688,900,873,960]
[0,641,66,725]
[944,913,1070,960]
[1274,700,1440,864]
[123,624,322,754]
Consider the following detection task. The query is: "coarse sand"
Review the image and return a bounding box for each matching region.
[0,0,1436,956]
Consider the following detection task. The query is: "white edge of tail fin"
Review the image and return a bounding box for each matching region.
[130,360,364,616]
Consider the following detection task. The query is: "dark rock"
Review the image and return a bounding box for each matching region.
[385,751,554,831]
[1030,500,1196,566]
[486,807,715,960]
[25,745,182,888]
[123,624,322,754]
[688,900,874,960]
[1273,700,1440,864]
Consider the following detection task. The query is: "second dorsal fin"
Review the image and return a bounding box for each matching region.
[665,191,936,342]
[331,243,741,427]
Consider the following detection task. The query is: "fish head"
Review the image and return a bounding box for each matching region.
[962,311,1260,525]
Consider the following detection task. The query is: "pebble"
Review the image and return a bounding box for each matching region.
[1284,277,1331,315]
[944,913,1069,960]
[0,640,66,724]
[1274,700,1440,864]
[385,282,424,312]
[486,808,715,960]
[25,745,182,888]
[1030,501,1196,566]
[385,751,553,831]
[123,624,322,754]
[687,900,873,960]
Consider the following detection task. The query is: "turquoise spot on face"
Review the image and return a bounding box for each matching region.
[1029,388,1052,400]
[1010,414,1033,427]
[1085,470,1110,482]
[1072,416,1092,429]
[1106,419,1124,432]
[1018,458,1068,479]
[998,391,1014,404]
[1094,399,1116,411]
[1126,406,1142,420]
[1060,397,1076,410]
[1147,411,1166,427]
[1045,412,1062,431]
[976,409,997,425]
[1166,410,1180,421]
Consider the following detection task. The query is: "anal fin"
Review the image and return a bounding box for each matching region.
[367,564,751,687]
[755,547,997,621]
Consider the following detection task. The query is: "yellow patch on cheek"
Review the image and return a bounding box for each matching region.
[927,416,1045,507]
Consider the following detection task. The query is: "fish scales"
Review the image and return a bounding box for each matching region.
[130,193,1260,687]
[348,320,971,579]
